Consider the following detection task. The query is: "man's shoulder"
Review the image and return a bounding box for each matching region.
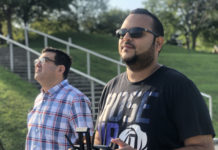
[160,66,190,82]
[61,81,89,101]
[158,66,196,90]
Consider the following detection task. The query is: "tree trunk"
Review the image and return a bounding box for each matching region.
[192,31,199,50]
[6,7,13,39]
[0,23,4,44]
[185,32,190,50]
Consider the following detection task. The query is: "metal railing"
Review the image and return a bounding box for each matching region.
[23,25,125,79]
[0,32,214,120]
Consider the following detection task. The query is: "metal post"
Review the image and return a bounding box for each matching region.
[91,81,95,119]
[201,92,213,119]
[9,42,14,72]
[117,64,120,75]
[67,37,72,54]
[27,51,31,81]
[44,36,48,48]
[117,57,122,75]
[209,96,212,119]
[24,25,29,47]
[25,24,31,81]
[87,53,90,75]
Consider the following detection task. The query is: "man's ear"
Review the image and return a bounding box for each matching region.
[155,36,164,53]
[57,65,65,75]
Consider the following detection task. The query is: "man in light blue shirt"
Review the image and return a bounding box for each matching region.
[25,47,93,150]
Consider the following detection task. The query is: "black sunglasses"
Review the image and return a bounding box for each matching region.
[116,27,158,39]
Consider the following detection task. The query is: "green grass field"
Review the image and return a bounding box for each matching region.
[0,66,38,150]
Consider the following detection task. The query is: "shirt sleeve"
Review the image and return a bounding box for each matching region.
[69,95,94,137]
[171,78,215,141]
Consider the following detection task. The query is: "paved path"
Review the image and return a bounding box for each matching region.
[215,145,218,150]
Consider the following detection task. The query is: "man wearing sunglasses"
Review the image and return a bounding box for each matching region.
[94,9,215,150]
[25,47,94,150]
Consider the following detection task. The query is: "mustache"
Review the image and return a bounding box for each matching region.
[123,41,136,49]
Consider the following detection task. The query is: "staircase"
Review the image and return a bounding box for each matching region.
[0,46,104,120]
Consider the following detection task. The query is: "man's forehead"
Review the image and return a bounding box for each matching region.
[121,14,153,29]
[41,52,55,58]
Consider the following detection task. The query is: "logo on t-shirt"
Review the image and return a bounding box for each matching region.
[119,124,148,150]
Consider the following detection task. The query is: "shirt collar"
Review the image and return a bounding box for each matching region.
[41,79,68,96]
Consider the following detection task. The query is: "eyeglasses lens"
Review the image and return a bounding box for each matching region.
[116,28,144,39]
[129,28,144,38]
[34,58,45,65]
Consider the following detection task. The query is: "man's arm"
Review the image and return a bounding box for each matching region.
[111,135,215,150]
[93,131,101,145]
[175,135,214,150]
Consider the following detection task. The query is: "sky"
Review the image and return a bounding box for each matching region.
[108,0,145,11]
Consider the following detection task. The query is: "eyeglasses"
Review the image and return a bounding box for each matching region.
[116,27,158,39]
[34,57,56,65]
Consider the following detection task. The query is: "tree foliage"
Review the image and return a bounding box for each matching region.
[94,9,129,35]
[0,0,78,37]
[69,0,108,32]
[0,0,19,38]
[201,3,218,44]
[143,0,217,50]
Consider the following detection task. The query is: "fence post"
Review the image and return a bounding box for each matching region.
[117,57,123,75]
[209,96,212,119]
[24,25,29,47]
[90,80,96,120]
[44,36,48,48]
[87,53,90,75]
[117,64,121,75]
[24,24,31,81]
[67,37,72,54]
[9,42,14,72]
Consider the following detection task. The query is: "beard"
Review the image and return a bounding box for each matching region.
[122,42,155,71]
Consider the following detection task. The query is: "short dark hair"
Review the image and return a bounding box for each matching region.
[42,47,72,79]
[130,8,164,37]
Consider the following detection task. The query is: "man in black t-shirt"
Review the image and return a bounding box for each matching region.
[94,8,215,150]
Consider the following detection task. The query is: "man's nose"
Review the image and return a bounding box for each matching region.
[122,32,132,40]
[35,61,41,67]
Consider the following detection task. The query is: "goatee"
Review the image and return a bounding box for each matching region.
[122,43,155,71]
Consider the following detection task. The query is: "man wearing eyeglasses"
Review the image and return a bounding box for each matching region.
[94,9,215,150]
[25,47,94,150]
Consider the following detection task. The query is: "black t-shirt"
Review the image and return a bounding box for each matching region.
[96,66,215,150]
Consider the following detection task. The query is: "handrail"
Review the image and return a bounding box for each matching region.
[0,33,213,120]
[0,34,106,86]
[24,26,125,66]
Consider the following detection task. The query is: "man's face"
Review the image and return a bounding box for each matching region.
[34,52,58,83]
[118,14,157,70]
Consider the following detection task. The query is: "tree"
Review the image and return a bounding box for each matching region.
[201,2,218,44]
[94,9,129,35]
[0,8,4,36]
[0,0,73,38]
[143,0,178,42]
[143,0,217,50]
[166,0,216,50]
[0,0,19,38]
[69,0,108,32]
[16,0,73,25]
